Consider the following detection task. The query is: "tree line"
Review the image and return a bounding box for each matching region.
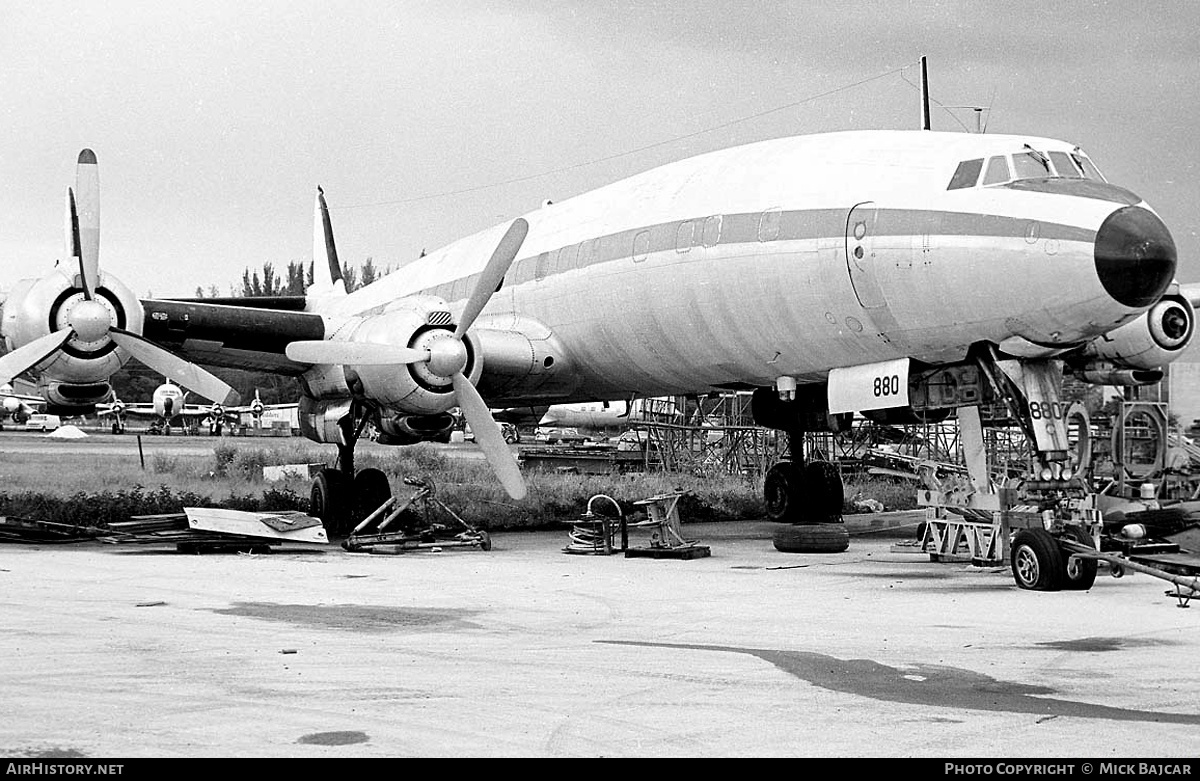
[193,257,393,298]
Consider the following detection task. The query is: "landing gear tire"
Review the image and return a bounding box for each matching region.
[805,461,844,522]
[311,468,350,539]
[764,461,804,523]
[773,523,850,553]
[1010,528,1065,591]
[1061,527,1099,591]
[352,468,392,527]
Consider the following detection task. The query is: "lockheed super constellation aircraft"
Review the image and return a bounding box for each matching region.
[3,91,1195,591]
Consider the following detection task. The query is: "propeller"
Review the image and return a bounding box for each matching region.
[286,214,530,499]
[0,149,241,406]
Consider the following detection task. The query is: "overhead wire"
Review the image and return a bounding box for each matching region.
[331,60,920,211]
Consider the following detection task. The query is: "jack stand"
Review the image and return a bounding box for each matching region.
[625,492,711,560]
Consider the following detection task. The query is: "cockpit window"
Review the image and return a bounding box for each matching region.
[1071,151,1106,181]
[1048,151,1084,178]
[947,158,983,190]
[981,155,1010,185]
[1012,149,1052,178]
[948,147,1108,190]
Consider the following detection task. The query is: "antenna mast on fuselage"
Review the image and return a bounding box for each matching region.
[920,55,931,130]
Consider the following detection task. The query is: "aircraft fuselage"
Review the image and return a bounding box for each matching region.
[326,130,1174,406]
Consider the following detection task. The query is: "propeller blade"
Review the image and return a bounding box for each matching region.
[0,330,72,386]
[109,329,241,406]
[452,372,526,500]
[285,340,431,366]
[64,189,91,300]
[455,218,529,339]
[75,149,100,298]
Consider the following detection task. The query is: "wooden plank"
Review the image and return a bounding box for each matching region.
[183,507,329,544]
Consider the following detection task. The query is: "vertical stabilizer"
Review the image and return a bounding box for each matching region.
[307,186,346,306]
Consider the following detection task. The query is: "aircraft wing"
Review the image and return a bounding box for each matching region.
[96,404,158,419]
[140,299,325,374]
[175,405,226,421]
[492,405,551,426]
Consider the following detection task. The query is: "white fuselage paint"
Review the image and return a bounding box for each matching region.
[317,130,1156,405]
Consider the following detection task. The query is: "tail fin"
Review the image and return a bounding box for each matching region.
[305,186,346,307]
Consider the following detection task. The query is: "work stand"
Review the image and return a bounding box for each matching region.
[562,492,710,559]
[625,492,711,560]
[342,477,491,554]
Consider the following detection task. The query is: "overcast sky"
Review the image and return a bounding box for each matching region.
[2,1,1198,298]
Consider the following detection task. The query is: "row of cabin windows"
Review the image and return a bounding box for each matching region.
[431,208,788,294]
[946,148,1105,190]
[531,213,736,278]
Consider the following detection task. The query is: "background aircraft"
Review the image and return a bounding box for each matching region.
[493,397,684,441]
[0,150,239,416]
[234,389,299,430]
[0,379,46,429]
[97,379,235,435]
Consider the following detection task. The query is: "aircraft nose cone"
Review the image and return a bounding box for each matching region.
[1094,205,1176,308]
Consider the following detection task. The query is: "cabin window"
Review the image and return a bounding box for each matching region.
[1012,149,1051,179]
[579,238,598,267]
[757,208,782,241]
[676,221,694,253]
[534,251,551,281]
[558,243,579,273]
[702,215,722,248]
[982,155,1011,185]
[946,158,984,190]
[1048,151,1083,178]
[633,231,650,262]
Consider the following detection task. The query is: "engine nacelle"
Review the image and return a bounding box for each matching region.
[1,266,142,388]
[298,396,353,446]
[1076,294,1194,372]
[338,298,483,416]
[375,412,457,445]
[37,379,113,411]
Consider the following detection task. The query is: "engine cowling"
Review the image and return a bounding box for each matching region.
[1073,293,1194,375]
[328,297,484,417]
[1,266,142,406]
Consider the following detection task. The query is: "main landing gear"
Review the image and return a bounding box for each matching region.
[764,429,849,554]
[308,408,397,539]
